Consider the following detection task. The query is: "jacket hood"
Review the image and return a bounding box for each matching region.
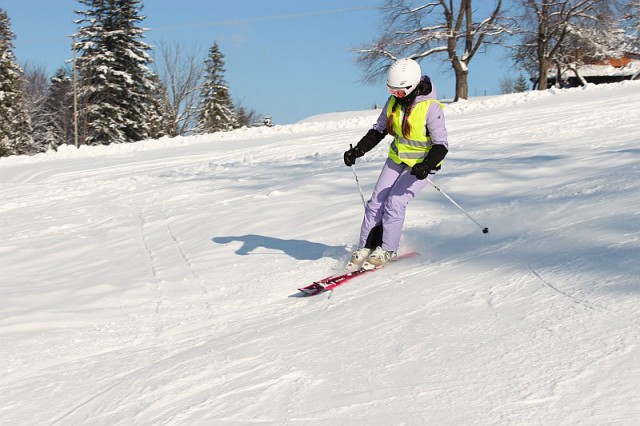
[415,75,438,101]
[395,75,438,107]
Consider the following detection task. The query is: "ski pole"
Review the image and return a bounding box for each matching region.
[351,163,367,210]
[426,177,489,234]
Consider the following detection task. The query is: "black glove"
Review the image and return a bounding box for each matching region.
[343,129,387,166]
[410,144,448,180]
[344,144,365,167]
[410,161,435,180]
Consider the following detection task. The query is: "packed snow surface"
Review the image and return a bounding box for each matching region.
[1,82,640,425]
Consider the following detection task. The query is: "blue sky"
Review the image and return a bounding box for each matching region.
[1,0,517,124]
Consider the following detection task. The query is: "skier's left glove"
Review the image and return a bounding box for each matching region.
[410,161,436,180]
[410,144,448,180]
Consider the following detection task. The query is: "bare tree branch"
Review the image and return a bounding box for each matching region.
[152,40,204,136]
[513,0,623,90]
[354,0,510,101]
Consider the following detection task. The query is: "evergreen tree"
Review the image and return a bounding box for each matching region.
[75,0,161,145]
[0,9,33,157]
[42,68,75,148]
[514,74,529,92]
[235,106,249,129]
[197,42,236,133]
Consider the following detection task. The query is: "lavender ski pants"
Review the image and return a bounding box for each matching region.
[359,158,430,251]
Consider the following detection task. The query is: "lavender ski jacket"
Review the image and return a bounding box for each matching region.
[372,77,448,150]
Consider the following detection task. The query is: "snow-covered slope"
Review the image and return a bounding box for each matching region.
[1,82,639,425]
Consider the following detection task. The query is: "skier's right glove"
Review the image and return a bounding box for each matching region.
[344,129,387,167]
[344,144,365,167]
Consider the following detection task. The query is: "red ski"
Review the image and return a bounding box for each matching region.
[297,252,420,296]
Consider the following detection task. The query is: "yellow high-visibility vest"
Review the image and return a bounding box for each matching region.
[386,97,444,167]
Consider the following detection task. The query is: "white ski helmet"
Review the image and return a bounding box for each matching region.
[386,58,422,98]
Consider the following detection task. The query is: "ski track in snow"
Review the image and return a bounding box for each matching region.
[1,82,640,424]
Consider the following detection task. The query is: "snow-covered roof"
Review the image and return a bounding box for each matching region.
[552,59,640,78]
[575,61,640,77]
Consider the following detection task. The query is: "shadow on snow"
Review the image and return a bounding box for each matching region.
[213,234,345,261]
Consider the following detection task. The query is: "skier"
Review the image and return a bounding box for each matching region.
[344,58,449,270]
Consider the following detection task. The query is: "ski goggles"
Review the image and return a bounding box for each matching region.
[387,84,412,98]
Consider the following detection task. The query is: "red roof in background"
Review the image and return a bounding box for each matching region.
[597,57,632,67]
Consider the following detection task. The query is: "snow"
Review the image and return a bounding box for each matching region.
[1,81,640,424]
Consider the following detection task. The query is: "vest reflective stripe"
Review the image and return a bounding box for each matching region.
[389,143,432,158]
[386,97,444,167]
[395,137,432,148]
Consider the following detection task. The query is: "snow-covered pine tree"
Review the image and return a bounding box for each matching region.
[0,9,33,157]
[197,42,236,133]
[75,0,161,145]
[42,68,75,148]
